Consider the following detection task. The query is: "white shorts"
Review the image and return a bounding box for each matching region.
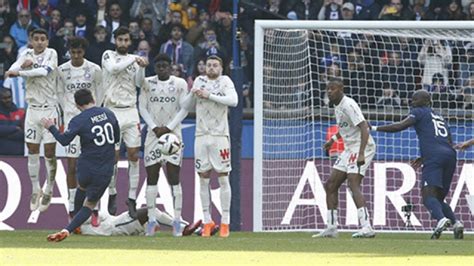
[24,105,60,144]
[110,211,145,236]
[109,107,141,149]
[143,130,183,167]
[64,114,81,158]
[195,135,231,173]
[333,144,376,176]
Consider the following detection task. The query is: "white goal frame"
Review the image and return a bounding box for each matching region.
[253,20,474,232]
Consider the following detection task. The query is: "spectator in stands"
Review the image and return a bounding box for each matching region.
[169,0,198,29]
[101,2,127,44]
[128,20,144,52]
[50,18,74,64]
[341,2,355,20]
[156,10,183,48]
[376,83,401,109]
[0,34,18,73]
[171,63,185,78]
[418,39,452,90]
[0,88,25,156]
[468,2,474,20]
[351,0,381,20]
[187,58,206,89]
[446,0,466,20]
[136,40,155,77]
[379,0,414,20]
[460,75,474,109]
[140,17,156,48]
[286,0,321,20]
[346,50,370,105]
[74,11,93,41]
[86,25,114,65]
[459,44,474,87]
[92,0,108,26]
[193,26,227,64]
[160,23,194,78]
[47,9,62,38]
[382,51,415,105]
[412,0,428,20]
[215,11,233,59]
[10,9,37,47]
[32,0,53,28]
[0,0,16,37]
[428,73,452,108]
[130,0,167,35]
[318,0,343,20]
[266,0,286,18]
[186,9,210,46]
[425,0,448,20]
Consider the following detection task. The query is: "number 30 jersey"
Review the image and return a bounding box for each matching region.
[408,107,455,157]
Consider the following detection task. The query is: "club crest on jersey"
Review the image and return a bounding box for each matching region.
[168,86,176,92]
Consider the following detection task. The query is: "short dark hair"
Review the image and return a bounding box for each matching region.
[154,53,172,64]
[69,37,89,50]
[327,77,344,88]
[31,28,49,39]
[206,55,223,66]
[113,26,130,39]
[74,89,94,106]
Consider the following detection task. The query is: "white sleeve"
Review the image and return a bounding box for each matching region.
[19,50,57,77]
[8,54,25,71]
[19,68,49,77]
[346,100,365,126]
[138,84,157,129]
[208,77,238,107]
[56,69,65,109]
[101,51,136,74]
[93,66,104,105]
[135,66,145,87]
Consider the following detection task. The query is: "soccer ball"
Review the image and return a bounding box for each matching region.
[158,133,182,155]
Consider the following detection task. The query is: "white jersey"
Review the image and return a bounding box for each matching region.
[192,75,237,137]
[57,59,102,118]
[334,96,375,150]
[80,212,144,236]
[101,50,144,108]
[9,48,58,106]
[139,75,188,139]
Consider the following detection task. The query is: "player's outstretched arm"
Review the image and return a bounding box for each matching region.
[372,117,415,133]
[454,138,474,151]
[41,118,79,146]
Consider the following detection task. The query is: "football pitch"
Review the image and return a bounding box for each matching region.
[0,231,472,265]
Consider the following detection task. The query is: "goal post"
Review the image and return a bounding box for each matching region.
[253,20,474,233]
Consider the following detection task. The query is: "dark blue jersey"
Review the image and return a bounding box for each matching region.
[408,107,455,158]
[49,106,119,177]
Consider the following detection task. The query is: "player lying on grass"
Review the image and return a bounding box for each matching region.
[79,207,202,237]
[371,90,464,240]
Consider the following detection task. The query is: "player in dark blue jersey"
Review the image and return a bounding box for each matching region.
[42,89,120,242]
[372,90,463,240]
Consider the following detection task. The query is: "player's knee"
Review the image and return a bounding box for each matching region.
[27,144,40,154]
[147,176,158,185]
[347,178,361,191]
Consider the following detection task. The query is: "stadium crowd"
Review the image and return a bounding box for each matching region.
[0,0,473,155]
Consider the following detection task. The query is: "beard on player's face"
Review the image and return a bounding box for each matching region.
[116,46,128,54]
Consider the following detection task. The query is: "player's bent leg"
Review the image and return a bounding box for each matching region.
[347,174,374,238]
[423,186,450,239]
[27,143,41,211]
[107,151,120,215]
[66,157,78,216]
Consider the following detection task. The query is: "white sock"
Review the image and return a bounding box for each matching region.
[146,185,158,221]
[128,160,139,200]
[155,208,173,226]
[108,163,117,195]
[218,175,231,224]
[28,154,40,193]
[199,178,212,223]
[327,209,338,228]
[68,188,76,213]
[357,207,371,228]
[44,156,57,195]
[172,184,182,221]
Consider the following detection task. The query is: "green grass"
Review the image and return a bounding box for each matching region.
[0,231,473,265]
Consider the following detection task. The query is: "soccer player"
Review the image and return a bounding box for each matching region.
[138,54,188,237]
[101,26,148,217]
[372,90,464,239]
[57,37,102,219]
[43,88,120,242]
[5,28,59,213]
[174,55,238,238]
[79,207,202,237]
[454,138,474,151]
[313,78,376,238]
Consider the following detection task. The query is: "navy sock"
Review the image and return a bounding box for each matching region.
[73,189,86,216]
[66,206,92,233]
[423,196,444,221]
[440,202,457,223]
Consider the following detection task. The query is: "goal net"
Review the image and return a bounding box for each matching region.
[253,21,474,233]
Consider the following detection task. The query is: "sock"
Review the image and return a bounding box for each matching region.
[65,206,92,233]
[199,178,212,224]
[357,207,371,228]
[218,175,231,224]
[44,156,57,195]
[68,188,76,213]
[28,154,40,193]
[440,201,457,223]
[108,163,117,195]
[146,185,158,221]
[327,209,338,227]
[128,160,139,200]
[172,184,182,221]
[155,208,173,226]
[423,196,444,221]
[73,189,86,216]
[93,204,99,211]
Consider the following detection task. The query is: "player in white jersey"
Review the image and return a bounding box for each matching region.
[5,28,59,213]
[79,207,202,237]
[101,26,148,218]
[57,37,102,220]
[138,54,188,237]
[313,78,376,239]
[173,55,238,238]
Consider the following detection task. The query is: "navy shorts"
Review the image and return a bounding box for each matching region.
[77,170,111,202]
[421,152,457,195]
